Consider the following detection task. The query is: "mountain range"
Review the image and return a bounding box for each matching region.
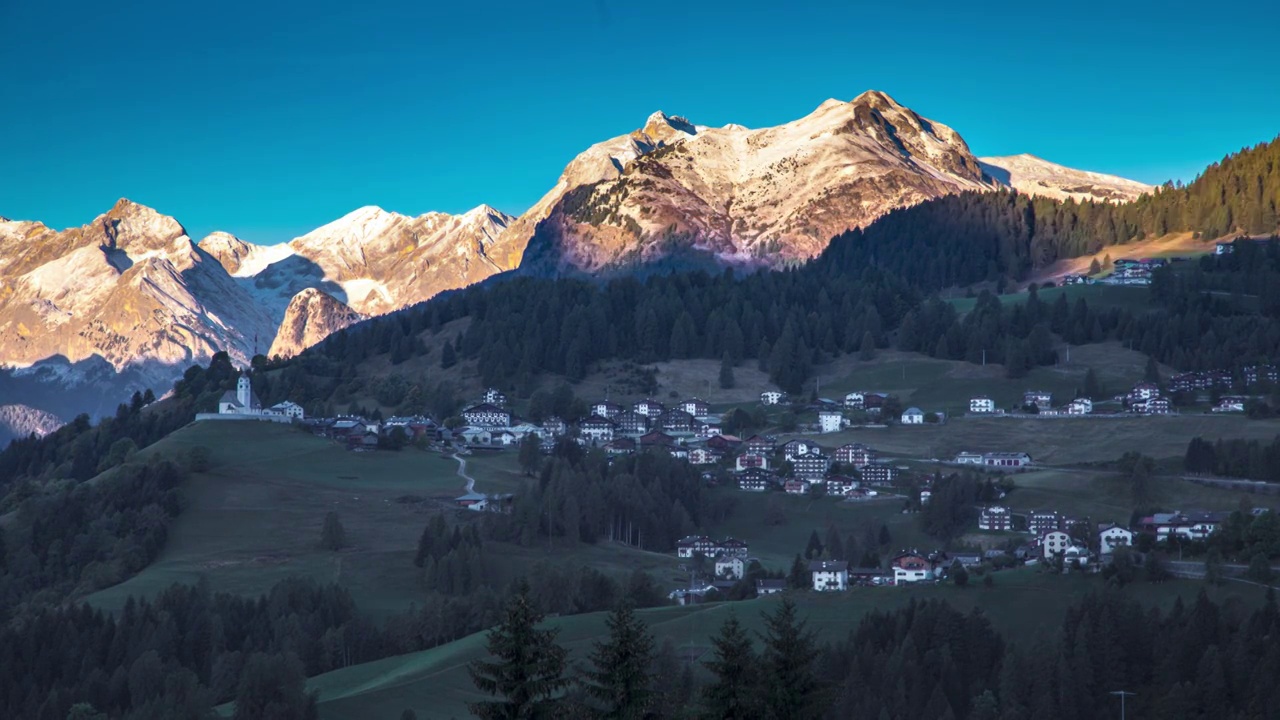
[0,90,1152,442]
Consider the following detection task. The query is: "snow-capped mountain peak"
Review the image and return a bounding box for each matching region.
[979,153,1154,203]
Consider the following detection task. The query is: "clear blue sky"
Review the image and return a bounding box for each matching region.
[2,0,1277,244]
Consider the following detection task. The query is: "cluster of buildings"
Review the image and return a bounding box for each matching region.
[1101,257,1167,286]
[197,376,306,424]
[733,436,897,497]
[968,391,1093,416]
[1122,382,1172,415]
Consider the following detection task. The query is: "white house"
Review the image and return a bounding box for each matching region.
[1041,530,1072,559]
[1066,397,1093,415]
[461,403,511,428]
[760,391,787,406]
[818,411,844,433]
[756,579,786,595]
[1098,523,1134,555]
[1023,390,1053,408]
[579,415,616,443]
[978,506,1012,531]
[810,561,848,592]
[265,401,305,419]
[969,396,996,414]
[954,451,985,465]
[482,388,508,406]
[843,391,866,409]
[891,553,935,584]
[715,556,745,581]
[900,407,925,425]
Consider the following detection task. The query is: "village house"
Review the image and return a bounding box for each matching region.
[639,430,677,449]
[826,476,859,496]
[978,506,1013,531]
[1138,511,1229,541]
[1127,383,1160,402]
[694,418,723,438]
[1098,523,1134,554]
[482,388,508,406]
[919,489,932,505]
[680,398,710,416]
[541,416,568,437]
[1212,397,1246,413]
[810,561,849,592]
[604,438,636,456]
[617,410,649,436]
[834,442,875,468]
[736,468,775,492]
[715,555,745,580]
[782,439,820,461]
[983,452,1032,469]
[456,491,489,511]
[843,391,866,409]
[688,447,722,465]
[969,396,996,414]
[658,409,697,434]
[862,393,888,414]
[1023,390,1053,408]
[1244,364,1280,386]
[784,479,810,495]
[900,407,925,424]
[735,453,769,472]
[1215,241,1235,255]
[633,399,665,418]
[756,579,787,595]
[760,391,787,406]
[676,536,720,558]
[1066,397,1093,415]
[818,410,844,434]
[579,415,616,443]
[1062,274,1093,285]
[705,434,742,453]
[954,451,985,465]
[891,553,935,584]
[792,449,830,481]
[591,401,623,420]
[719,538,749,558]
[745,435,775,457]
[265,401,305,419]
[859,462,896,487]
[1041,530,1072,559]
[330,418,369,439]
[1028,511,1065,536]
[1132,397,1172,415]
[462,403,511,428]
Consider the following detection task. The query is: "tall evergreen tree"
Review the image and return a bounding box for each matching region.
[321,511,347,551]
[759,599,827,719]
[468,583,570,720]
[581,601,656,719]
[719,353,736,390]
[701,613,760,719]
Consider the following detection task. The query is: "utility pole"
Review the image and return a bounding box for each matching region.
[1110,690,1135,720]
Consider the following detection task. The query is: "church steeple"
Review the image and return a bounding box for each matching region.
[237,375,251,408]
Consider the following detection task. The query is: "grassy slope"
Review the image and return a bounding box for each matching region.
[302,572,1271,720]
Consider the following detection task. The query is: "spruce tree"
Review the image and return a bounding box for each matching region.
[518,434,541,476]
[702,613,760,719]
[804,530,824,560]
[468,583,570,719]
[581,601,656,719]
[859,331,877,361]
[441,342,457,369]
[1082,368,1102,399]
[759,599,827,719]
[321,511,347,551]
[719,353,736,389]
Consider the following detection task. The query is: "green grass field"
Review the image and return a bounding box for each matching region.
[295,571,1271,720]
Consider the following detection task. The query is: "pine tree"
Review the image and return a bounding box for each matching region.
[859,331,877,361]
[441,342,458,369]
[1083,368,1103,399]
[759,599,827,719]
[702,613,760,719]
[1144,355,1162,385]
[321,511,347,551]
[582,601,656,719]
[804,530,824,560]
[468,583,570,719]
[719,353,736,390]
[518,434,541,476]
[788,554,807,589]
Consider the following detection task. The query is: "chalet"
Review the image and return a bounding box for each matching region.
[676,536,719,558]
[1098,523,1134,554]
[632,399,665,418]
[579,415,616,443]
[983,452,1032,468]
[756,579,787,595]
[1138,511,1229,541]
[617,410,649,436]
[458,427,493,445]
[783,479,810,495]
[1212,397,1246,413]
[456,491,489,511]
[604,438,636,456]
[719,538,749,558]
[639,430,677,448]
[826,476,859,496]
[540,416,568,437]
[658,409,697,434]
[834,443,875,468]
[1041,530,1072,559]
[951,554,983,568]
[462,403,511,428]
[1134,397,1172,415]
[782,439,820,462]
[688,448,722,465]
[745,435,775,456]
[265,401,305,419]
[859,463,896,487]
[330,419,368,439]
[900,407,925,425]
[735,453,769,472]
[793,450,830,481]
[818,410,844,433]
[695,418,723,438]
[680,398,710,416]
[891,553,935,584]
[760,391,787,406]
[978,506,1013,531]
[954,451,985,465]
[715,556,745,580]
[591,401,624,420]
[810,561,849,592]
[843,391,866,409]
[1244,364,1280,386]
[1023,390,1053,408]
[737,469,775,492]
[705,434,742,453]
[862,393,888,412]
[1127,383,1160,402]
[1066,397,1093,415]
[482,388,508,406]
[969,396,996,414]
[1027,511,1065,536]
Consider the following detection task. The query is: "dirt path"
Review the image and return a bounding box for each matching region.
[453,455,476,493]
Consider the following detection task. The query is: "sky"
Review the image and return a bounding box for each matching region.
[2,0,1278,244]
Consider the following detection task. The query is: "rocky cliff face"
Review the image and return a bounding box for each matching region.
[267,288,366,359]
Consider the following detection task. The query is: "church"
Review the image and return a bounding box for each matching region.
[218,376,262,415]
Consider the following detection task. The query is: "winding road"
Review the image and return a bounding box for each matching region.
[453,454,476,493]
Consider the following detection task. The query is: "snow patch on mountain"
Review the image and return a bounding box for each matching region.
[979,154,1154,203]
